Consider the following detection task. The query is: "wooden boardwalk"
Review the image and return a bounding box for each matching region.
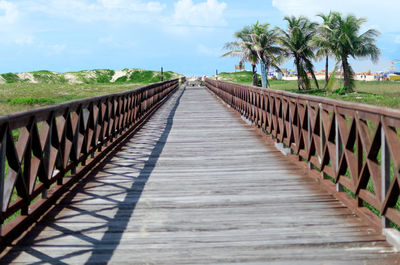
[1,85,400,264]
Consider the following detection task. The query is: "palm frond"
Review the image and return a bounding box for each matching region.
[326,62,339,93]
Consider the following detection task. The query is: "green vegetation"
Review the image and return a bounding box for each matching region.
[279,16,320,90]
[0,83,134,114]
[32,70,68,84]
[2,73,20,83]
[71,69,115,84]
[222,25,261,86]
[222,22,283,88]
[215,71,400,109]
[130,70,161,83]
[222,11,380,92]
[7,97,56,105]
[93,69,114,83]
[115,75,128,83]
[312,13,335,89]
[218,71,261,84]
[0,68,182,85]
[326,12,380,91]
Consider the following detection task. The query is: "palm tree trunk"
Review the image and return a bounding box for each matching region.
[260,61,267,88]
[324,56,329,90]
[342,56,352,91]
[252,64,258,86]
[295,57,302,90]
[310,70,320,90]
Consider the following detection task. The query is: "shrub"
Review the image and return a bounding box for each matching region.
[130,70,160,83]
[32,71,61,83]
[333,86,350,95]
[115,76,128,83]
[164,71,173,80]
[7,97,55,105]
[2,73,20,83]
[95,70,115,83]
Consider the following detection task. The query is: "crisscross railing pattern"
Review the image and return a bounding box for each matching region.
[206,78,400,230]
[0,78,183,242]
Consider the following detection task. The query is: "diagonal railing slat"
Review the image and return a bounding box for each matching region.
[206,78,400,231]
[0,78,184,244]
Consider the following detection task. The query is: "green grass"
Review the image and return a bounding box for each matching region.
[0,82,162,115]
[7,97,56,105]
[217,71,259,84]
[216,71,400,109]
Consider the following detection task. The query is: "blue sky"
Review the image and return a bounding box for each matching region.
[0,0,399,76]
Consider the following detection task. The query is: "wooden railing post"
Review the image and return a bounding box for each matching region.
[307,102,312,169]
[319,104,326,178]
[0,126,6,236]
[289,103,292,148]
[381,120,391,228]
[269,94,272,135]
[336,112,343,192]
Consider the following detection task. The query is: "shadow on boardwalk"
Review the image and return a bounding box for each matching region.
[1,87,185,264]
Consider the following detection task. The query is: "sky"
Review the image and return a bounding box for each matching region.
[0,0,399,76]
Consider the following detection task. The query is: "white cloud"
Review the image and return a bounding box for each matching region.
[395,35,400,44]
[169,0,227,34]
[197,44,221,56]
[25,0,166,23]
[37,42,67,55]
[15,35,34,46]
[99,36,114,44]
[98,35,136,48]
[99,0,165,12]
[0,0,18,25]
[0,1,36,46]
[351,56,393,73]
[48,44,66,54]
[272,0,400,33]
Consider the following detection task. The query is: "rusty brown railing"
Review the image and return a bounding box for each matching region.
[206,78,400,231]
[0,78,184,243]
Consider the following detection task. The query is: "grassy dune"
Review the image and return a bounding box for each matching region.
[216,71,400,109]
[0,69,182,115]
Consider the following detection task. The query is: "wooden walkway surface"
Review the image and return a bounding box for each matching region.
[1,85,400,264]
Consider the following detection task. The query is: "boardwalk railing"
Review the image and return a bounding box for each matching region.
[206,78,400,231]
[0,78,184,243]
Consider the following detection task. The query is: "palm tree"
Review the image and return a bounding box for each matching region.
[278,16,319,90]
[222,26,259,86]
[329,13,380,91]
[312,12,337,89]
[249,22,284,88]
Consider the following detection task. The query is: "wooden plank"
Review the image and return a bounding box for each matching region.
[1,86,400,264]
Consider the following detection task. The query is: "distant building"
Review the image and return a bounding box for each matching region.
[235,62,245,71]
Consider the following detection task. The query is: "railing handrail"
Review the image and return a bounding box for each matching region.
[206,77,400,232]
[0,79,180,129]
[208,78,400,120]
